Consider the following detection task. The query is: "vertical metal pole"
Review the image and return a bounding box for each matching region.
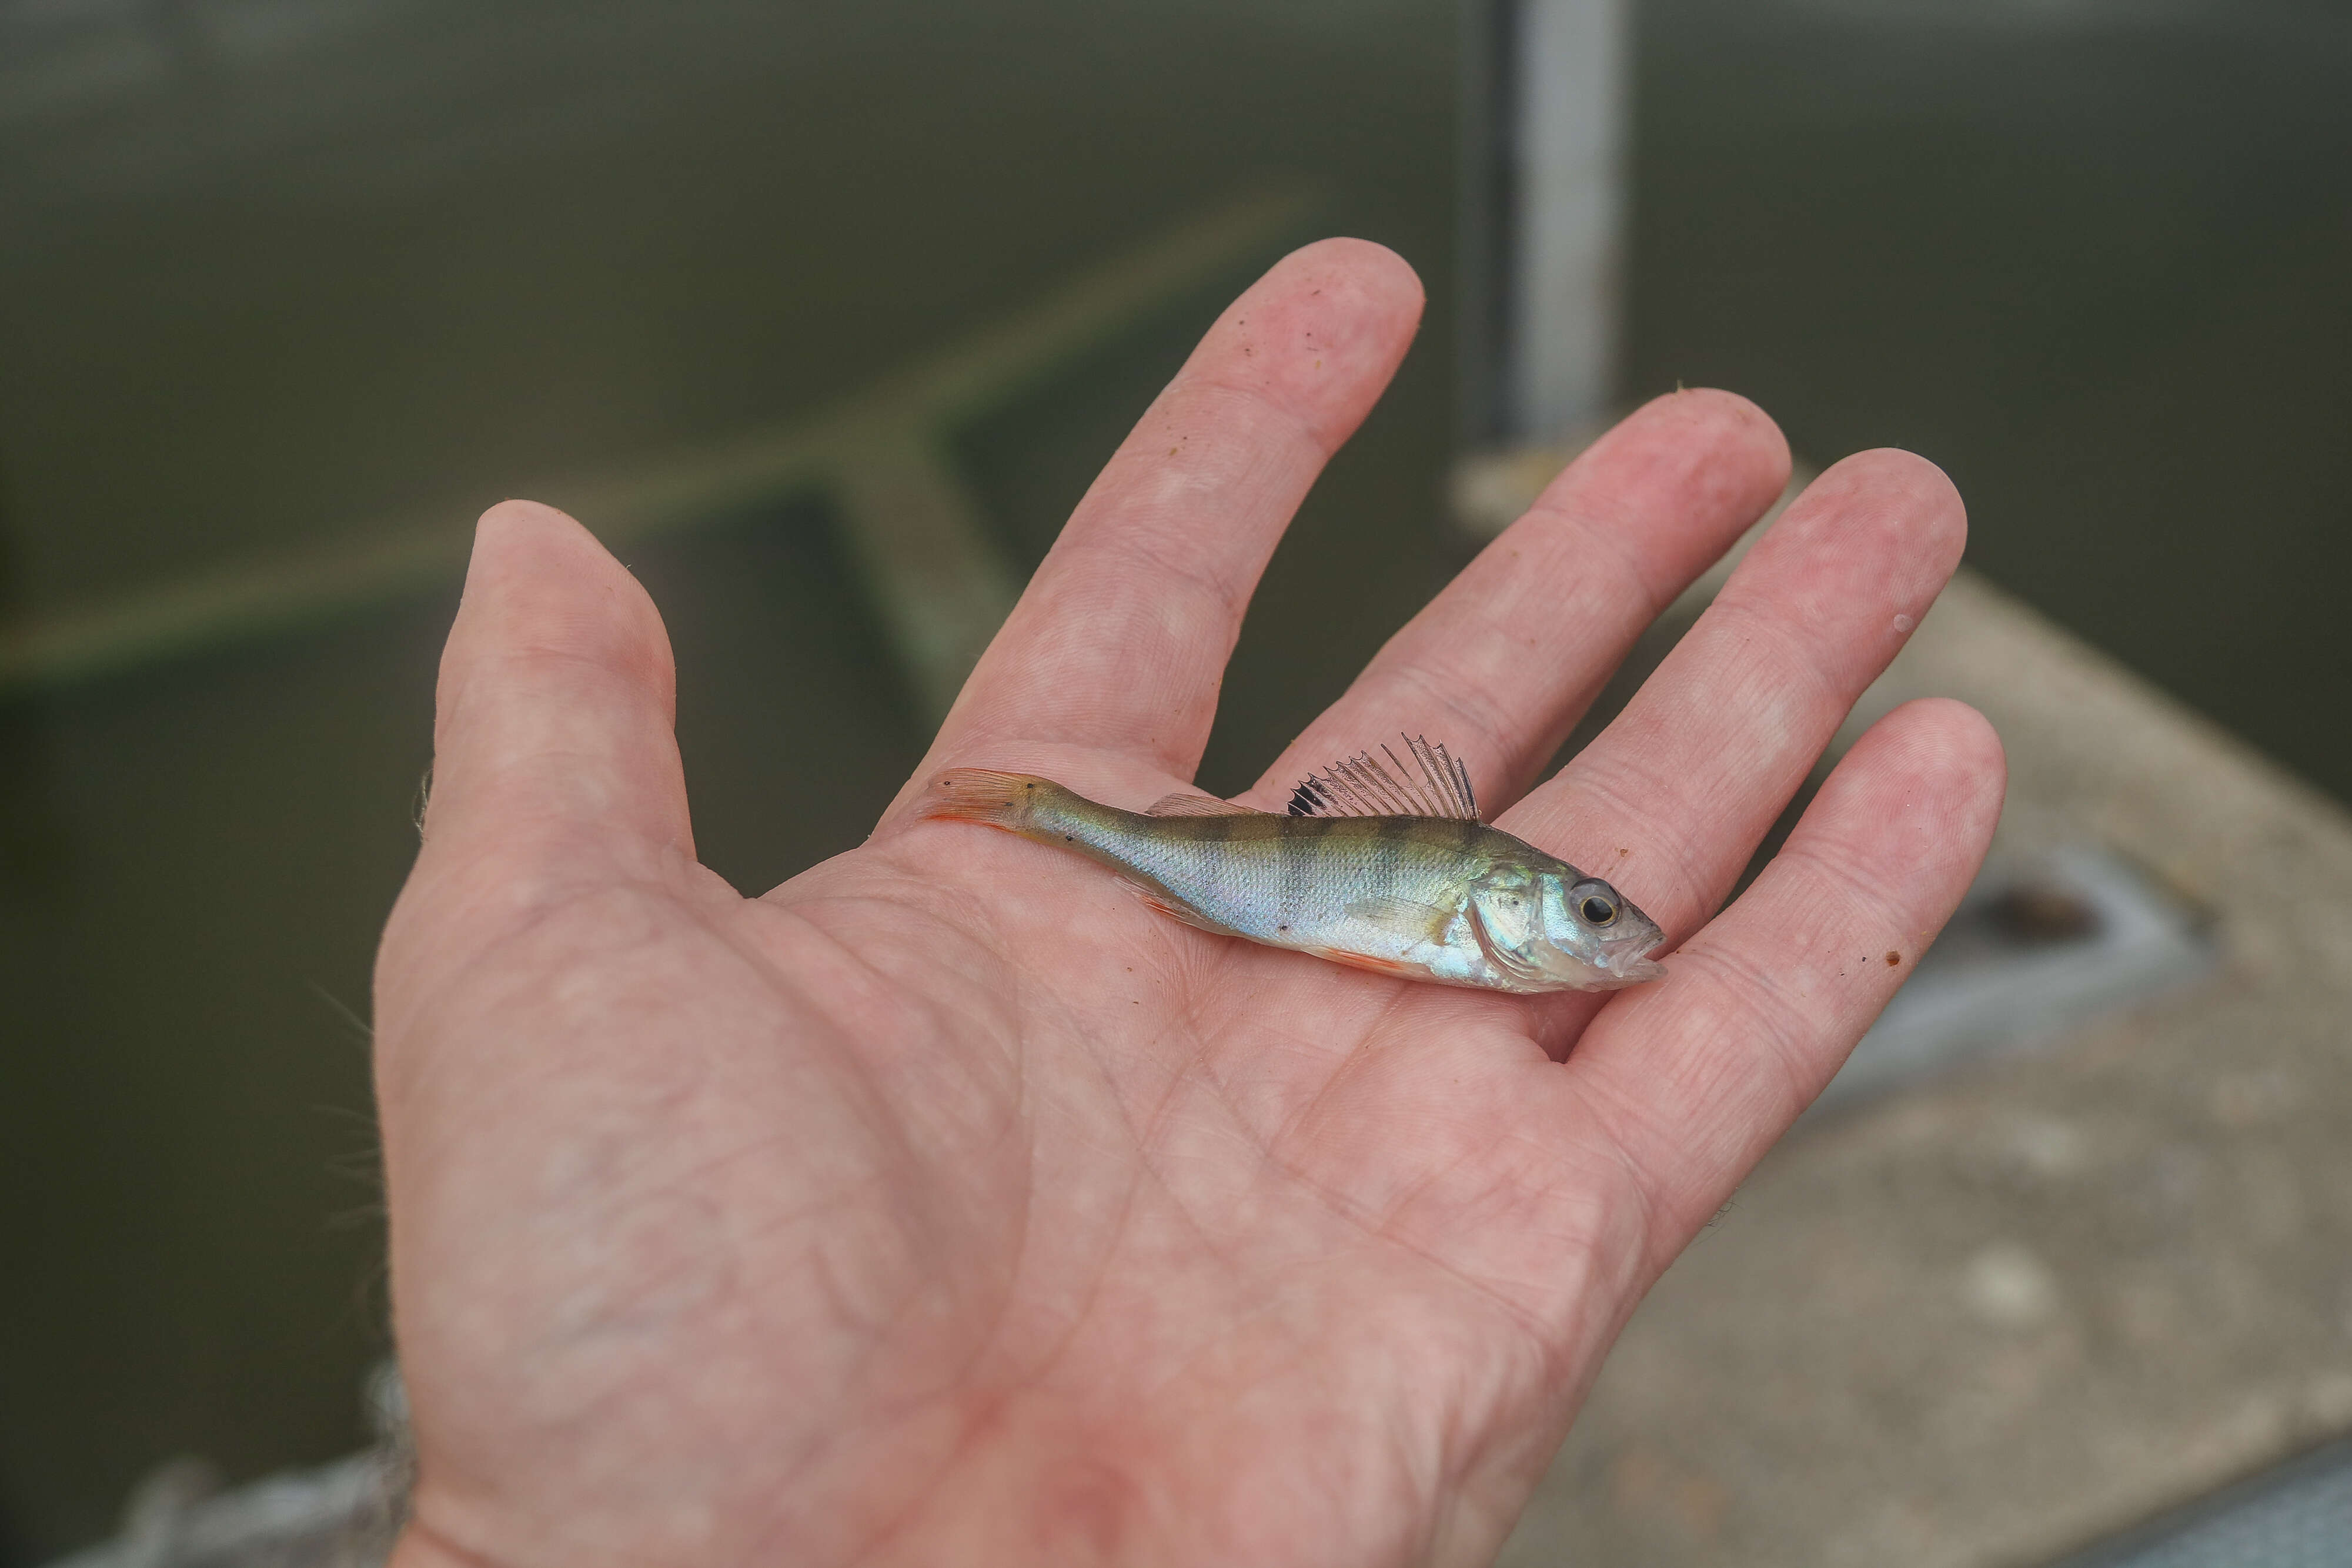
[1461,0,1629,449]
[1511,0,1629,443]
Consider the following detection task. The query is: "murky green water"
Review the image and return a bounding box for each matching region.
[1630,0,2352,808]
[0,4,1454,1554]
[0,0,2344,1557]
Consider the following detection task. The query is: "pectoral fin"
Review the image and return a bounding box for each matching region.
[1345,893,1463,948]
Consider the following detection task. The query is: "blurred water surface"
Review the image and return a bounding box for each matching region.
[0,0,2347,1559]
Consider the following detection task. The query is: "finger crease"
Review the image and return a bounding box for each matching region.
[1521,495,1683,623]
[1179,370,1350,457]
[1672,940,1824,1121]
[1380,661,1524,784]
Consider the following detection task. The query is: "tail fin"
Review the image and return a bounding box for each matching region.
[920,769,1050,830]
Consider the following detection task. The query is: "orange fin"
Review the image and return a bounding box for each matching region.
[1308,948,1419,979]
[1286,735,1481,822]
[1134,889,1233,935]
[921,769,1049,828]
[1146,792,1267,817]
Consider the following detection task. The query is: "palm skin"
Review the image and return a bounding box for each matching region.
[375,240,2004,1568]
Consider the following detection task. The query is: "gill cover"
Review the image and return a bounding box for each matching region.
[1471,865,1664,991]
[1468,866,1562,988]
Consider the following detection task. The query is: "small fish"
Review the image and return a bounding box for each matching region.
[921,737,1667,993]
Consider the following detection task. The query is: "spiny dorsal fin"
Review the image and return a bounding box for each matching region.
[1286,735,1481,821]
[1147,792,1267,817]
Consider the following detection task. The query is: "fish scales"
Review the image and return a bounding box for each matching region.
[920,751,1667,994]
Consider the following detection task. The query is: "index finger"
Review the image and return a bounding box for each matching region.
[929,238,1424,780]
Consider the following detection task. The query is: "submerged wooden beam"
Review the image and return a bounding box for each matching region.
[0,189,1310,717]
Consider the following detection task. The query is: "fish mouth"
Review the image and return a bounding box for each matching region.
[1602,941,1670,987]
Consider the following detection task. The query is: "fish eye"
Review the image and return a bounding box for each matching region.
[1578,894,1617,926]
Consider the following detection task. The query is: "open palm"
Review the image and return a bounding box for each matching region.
[374,241,2002,1568]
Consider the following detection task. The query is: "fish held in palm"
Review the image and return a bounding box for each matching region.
[920,737,1667,994]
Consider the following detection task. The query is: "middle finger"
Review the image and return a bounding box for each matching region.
[1240,389,1790,813]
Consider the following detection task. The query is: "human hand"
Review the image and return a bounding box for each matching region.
[374,240,2002,1568]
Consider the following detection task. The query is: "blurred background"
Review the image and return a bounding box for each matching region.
[1,1,2349,1563]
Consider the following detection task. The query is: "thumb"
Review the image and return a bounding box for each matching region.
[422,500,693,871]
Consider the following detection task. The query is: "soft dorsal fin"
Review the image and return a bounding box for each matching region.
[1147,792,1267,817]
[1285,735,1481,822]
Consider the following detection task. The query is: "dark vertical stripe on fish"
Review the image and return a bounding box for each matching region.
[1279,815,1306,934]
